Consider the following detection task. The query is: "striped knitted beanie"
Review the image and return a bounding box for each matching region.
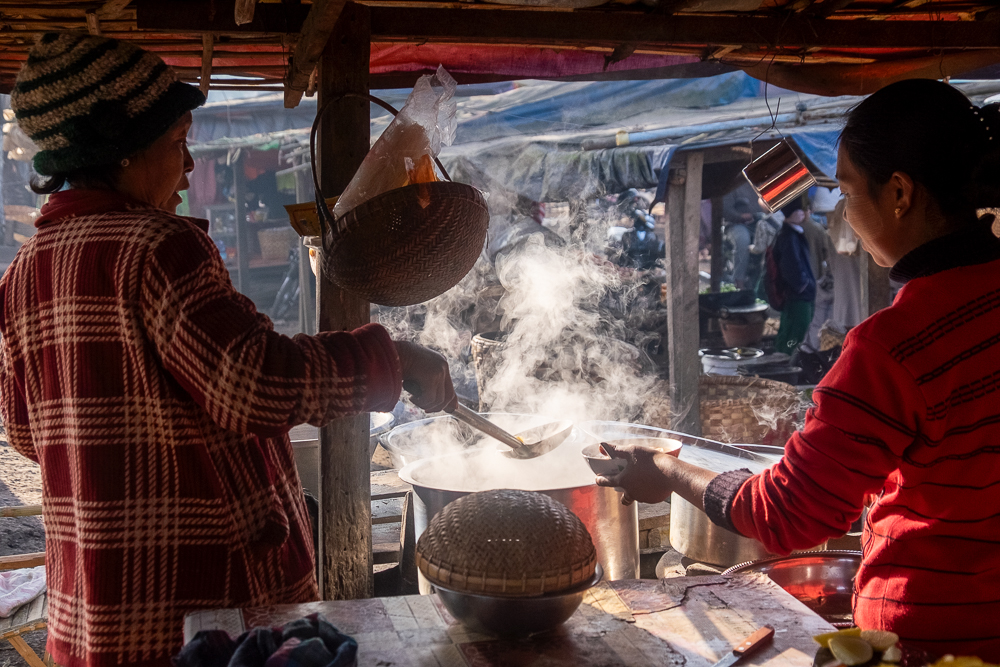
[11,33,205,176]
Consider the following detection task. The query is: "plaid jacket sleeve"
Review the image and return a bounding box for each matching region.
[139,217,401,438]
[0,329,37,463]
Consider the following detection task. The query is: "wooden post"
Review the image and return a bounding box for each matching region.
[293,159,316,335]
[232,153,250,293]
[709,195,724,292]
[860,247,892,317]
[664,152,704,436]
[200,34,214,97]
[317,1,373,600]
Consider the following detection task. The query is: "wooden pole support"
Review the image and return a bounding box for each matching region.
[665,152,704,436]
[285,0,350,108]
[85,10,101,35]
[860,246,892,317]
[0,505,42,517]
[200,34,214,98]
[317,2,373,600]
[710,195,724,293]
[232,152,250,293]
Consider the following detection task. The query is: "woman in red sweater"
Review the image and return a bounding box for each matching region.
[600,79,1000,659]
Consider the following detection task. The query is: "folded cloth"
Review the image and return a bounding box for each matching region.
[174,613,357,667]
[0,565,45,617]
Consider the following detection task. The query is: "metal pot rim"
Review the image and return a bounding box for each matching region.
[399,453,598,493]
[720,549,862,577]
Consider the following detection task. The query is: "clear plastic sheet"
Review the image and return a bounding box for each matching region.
[333,66,457,218]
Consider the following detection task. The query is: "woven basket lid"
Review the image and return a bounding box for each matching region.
[416,489,597,597]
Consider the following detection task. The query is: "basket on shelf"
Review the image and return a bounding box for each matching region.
[416,489,597,597]
[311,94,489,307]
[257,227,295,262]
[699,375,799,446]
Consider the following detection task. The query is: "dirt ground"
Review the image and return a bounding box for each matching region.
[0,430,48,667]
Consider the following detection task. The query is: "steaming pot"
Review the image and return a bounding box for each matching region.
[663,433,826,567]
[392,415,639,593]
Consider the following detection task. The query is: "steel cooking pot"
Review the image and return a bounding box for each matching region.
[395,418,639,593]
[665,433,825,567]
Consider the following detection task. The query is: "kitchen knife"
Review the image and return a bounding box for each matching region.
[710,626,776,667]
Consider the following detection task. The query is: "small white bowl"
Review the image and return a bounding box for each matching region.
[582,443,628,477]
[582,438,683,477]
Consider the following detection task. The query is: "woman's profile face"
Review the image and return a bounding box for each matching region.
[118,112,195,213]
[837,143,897,267]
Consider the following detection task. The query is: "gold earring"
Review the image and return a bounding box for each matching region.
[121,158,129,167]
[895,207,901,215]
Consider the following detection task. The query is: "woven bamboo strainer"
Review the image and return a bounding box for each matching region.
[699,375,800,446]
[310,94,490,307]
[416,489,597,597]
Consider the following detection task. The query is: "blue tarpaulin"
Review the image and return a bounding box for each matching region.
[192,71,845,203]
[791,130,842,182]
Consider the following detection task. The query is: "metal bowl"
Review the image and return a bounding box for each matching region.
[433,564,603,637]
[722,551,861,627]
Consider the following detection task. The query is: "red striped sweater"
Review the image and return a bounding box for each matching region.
[706,219,1000,660]
[0,190,402,667]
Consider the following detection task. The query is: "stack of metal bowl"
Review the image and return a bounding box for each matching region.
[416,489,602,636]
[722,551,861,627]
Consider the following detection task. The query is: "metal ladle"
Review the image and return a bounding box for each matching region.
[403,380,573,459]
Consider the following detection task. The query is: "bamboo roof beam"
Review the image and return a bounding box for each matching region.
[85,10,100,35]
[365,8,1000,51]
[97,0,134,19]
[283,0,350,108]
[199,34,213,96]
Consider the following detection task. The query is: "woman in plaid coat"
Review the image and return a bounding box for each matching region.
[0,33,455,667]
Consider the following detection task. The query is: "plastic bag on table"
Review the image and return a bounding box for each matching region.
[333,65,457,218]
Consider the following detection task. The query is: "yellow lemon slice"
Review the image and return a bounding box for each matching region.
[829,636,875,666]
[814,628,863,649]
[860,630,899,652]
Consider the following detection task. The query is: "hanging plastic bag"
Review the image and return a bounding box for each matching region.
[333,66,457,218]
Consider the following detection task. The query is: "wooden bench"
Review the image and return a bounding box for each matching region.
[0,504,53,667]
[370,469,418,596]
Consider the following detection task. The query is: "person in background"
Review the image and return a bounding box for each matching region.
[770,199,816,355]
[826,196,866,331]
[747,199,782,300]
[616,188,663,270]
[723,198,755,288]
[801,194,836,353]
[0,34,456,667]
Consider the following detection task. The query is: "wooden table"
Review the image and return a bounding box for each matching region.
[184,574,834,666]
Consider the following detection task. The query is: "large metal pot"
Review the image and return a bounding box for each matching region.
[394,415,639,593]
[664,433,825,567]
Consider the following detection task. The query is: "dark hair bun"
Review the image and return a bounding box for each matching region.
[841,79,1000,216]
